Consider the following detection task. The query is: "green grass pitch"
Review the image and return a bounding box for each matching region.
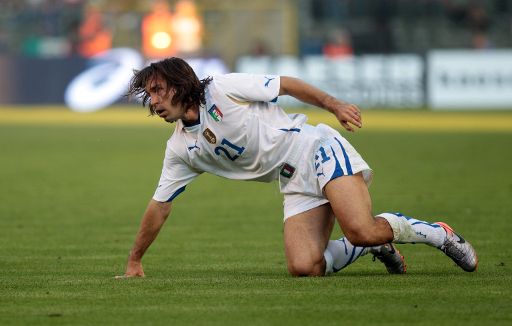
[0,107,511,325]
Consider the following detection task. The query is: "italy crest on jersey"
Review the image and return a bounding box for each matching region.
[208,104,223,122]
[203,128,217,144]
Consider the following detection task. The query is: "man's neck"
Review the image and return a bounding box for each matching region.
[182,105,200,126]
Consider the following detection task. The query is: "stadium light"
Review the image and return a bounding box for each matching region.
[151,32,172,50]
[141,0,176,59]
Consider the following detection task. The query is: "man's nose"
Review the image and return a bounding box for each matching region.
[150,95,159,107]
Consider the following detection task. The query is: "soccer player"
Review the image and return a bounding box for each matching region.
[117,57,477,278]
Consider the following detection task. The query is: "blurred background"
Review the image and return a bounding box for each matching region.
[0,0,511,111]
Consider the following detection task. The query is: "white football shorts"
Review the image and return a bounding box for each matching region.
[280,124,373,220]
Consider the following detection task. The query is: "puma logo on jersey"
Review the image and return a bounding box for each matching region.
[264,76,275,87]
[187,140,200,152]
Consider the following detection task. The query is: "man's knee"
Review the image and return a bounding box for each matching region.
[287,256,325,277]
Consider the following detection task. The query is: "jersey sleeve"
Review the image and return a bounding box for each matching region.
[152,147,200,203]
[214,73,280,104]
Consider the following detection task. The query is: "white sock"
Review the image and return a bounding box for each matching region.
[377,212,446,247]
[324,238,368,275]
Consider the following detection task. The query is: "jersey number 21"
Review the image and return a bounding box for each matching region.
[214,138,245,161]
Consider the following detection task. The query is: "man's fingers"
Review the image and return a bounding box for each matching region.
[349,109,362,123]
[341,120,354,132]
[351,115,362,128]
[347,104,361,115]
[345,114,362,128]
[337,106,362,130]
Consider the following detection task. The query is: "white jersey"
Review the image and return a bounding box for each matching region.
[153,73,310,202]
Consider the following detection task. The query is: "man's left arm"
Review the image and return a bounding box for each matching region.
[279,76,362,132]
[115,199,172,278]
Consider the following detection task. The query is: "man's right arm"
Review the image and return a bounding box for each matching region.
[279,76,362,132]
[118,199,172,278]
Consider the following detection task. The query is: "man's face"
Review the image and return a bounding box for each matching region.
[145,75,185,123]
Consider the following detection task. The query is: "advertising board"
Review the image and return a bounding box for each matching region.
[236,55,424,108]
[428,50,512,109]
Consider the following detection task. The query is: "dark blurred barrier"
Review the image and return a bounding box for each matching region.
[0,50,228,111]
[1,49,511,110]
[237,50,512,110]
[236,55,424,109]
[64,48,144,112]
[0,56,87,104]
[63,50,228,112]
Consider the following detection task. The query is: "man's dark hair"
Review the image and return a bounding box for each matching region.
[127,57,212,115]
